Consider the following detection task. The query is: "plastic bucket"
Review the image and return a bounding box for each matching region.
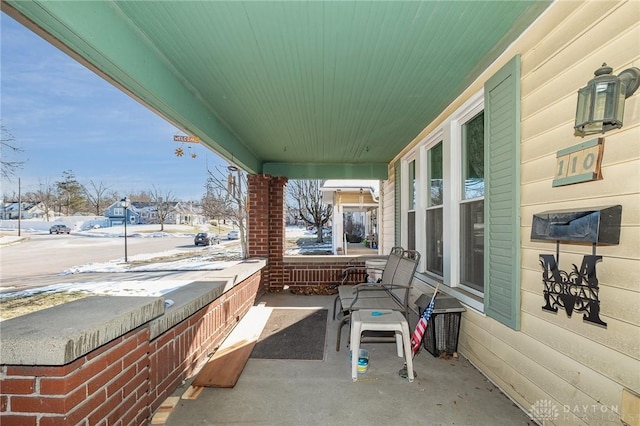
[349,349,370,374]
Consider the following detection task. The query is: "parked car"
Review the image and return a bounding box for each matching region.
[227,230,239,240]
[194,232,219,246]
[49,224,71,234]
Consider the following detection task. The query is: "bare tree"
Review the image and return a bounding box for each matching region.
[287,180,332,243]
[25,180,57,221]
[1,125,25,181]
[201,185,228,225]
[149,186,176,231]
[84,180,113,215]
[128,190,152,203]
[205,165,248,258]
[2,190,19,202]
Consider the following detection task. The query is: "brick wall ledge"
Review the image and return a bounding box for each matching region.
[0,259,267,366]
[0,296,164,366]
[283,254,385,263]
[149,258,267,339]
[198,258,267,288]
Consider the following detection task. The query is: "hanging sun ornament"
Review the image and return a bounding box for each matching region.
[173,134,200,159]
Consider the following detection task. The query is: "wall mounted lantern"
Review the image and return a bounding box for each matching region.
[574,63,640,137]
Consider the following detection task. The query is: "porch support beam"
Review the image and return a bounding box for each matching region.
[248,174,288,291]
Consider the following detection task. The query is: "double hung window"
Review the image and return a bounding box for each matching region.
[425,142,443,276]
[408,92,485,307]
[407,159,416,251]
[397,55,520,329]
[460,112,485,293]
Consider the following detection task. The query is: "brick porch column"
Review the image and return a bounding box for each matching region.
[248,174,288,291]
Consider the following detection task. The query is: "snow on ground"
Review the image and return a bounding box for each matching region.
[0,218,206,246]
[2,280,196,299]
[0,244,242,300]
[0,224,332,299]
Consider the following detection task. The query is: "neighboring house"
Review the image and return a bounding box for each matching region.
[131,202,156,224]
[321,180,380,254]
[104,201,140,226]
[167,201,207,226]
[125,201,207,226]
[0,202,46,220]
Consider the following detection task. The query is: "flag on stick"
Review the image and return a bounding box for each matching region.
[411,284,440,356]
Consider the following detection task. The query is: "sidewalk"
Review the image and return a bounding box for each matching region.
[0,235,26,246]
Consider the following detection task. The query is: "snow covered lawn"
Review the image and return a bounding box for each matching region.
[0,224,334,320]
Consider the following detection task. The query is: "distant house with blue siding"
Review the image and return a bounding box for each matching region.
[104,201,207,226]
[104,201,140,226]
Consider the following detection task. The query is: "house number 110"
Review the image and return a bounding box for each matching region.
[552,138,604,187]
[557,152,597,176]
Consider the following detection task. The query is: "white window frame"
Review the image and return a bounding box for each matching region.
[451,96,485,298]
[402,90,485,313]
[401,153,418,250]
[420,130,444,278]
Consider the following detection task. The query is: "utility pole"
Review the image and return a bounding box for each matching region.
[18,177,22,237]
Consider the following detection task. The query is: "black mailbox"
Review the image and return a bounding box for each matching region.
[531,205,622,245]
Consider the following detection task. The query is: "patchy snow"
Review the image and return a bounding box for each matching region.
[1,280,195,299]
[0,224,332,300]
[284,225,333,255]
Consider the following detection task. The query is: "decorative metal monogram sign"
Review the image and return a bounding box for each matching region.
[539,254,607,327]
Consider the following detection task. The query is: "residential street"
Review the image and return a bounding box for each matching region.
[0,232,228,292]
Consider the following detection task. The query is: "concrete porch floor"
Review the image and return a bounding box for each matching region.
[165,293,533,426]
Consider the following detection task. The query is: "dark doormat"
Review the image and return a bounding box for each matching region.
[250,308,327,360]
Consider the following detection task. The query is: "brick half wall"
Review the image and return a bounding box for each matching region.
[148,272,260,413]
[283,257,368,292]
[0,272,261,425]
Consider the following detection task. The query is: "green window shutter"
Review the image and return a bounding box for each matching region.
[394,159,402,247]
[483,55,521,330]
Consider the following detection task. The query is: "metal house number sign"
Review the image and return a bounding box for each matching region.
[552,138,604,187]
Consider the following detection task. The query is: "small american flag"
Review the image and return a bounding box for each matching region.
[411,288,438,356]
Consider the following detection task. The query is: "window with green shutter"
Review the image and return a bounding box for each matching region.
[394,56,520,326]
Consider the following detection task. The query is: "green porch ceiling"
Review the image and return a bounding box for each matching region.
[2,1,551,179]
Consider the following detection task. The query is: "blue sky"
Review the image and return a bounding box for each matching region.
[1,13,227,201]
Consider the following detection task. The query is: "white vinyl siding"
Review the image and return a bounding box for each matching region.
[387,2,639,422]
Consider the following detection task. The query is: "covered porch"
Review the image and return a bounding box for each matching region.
[2,1,638,425]
[164,292,530,425]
